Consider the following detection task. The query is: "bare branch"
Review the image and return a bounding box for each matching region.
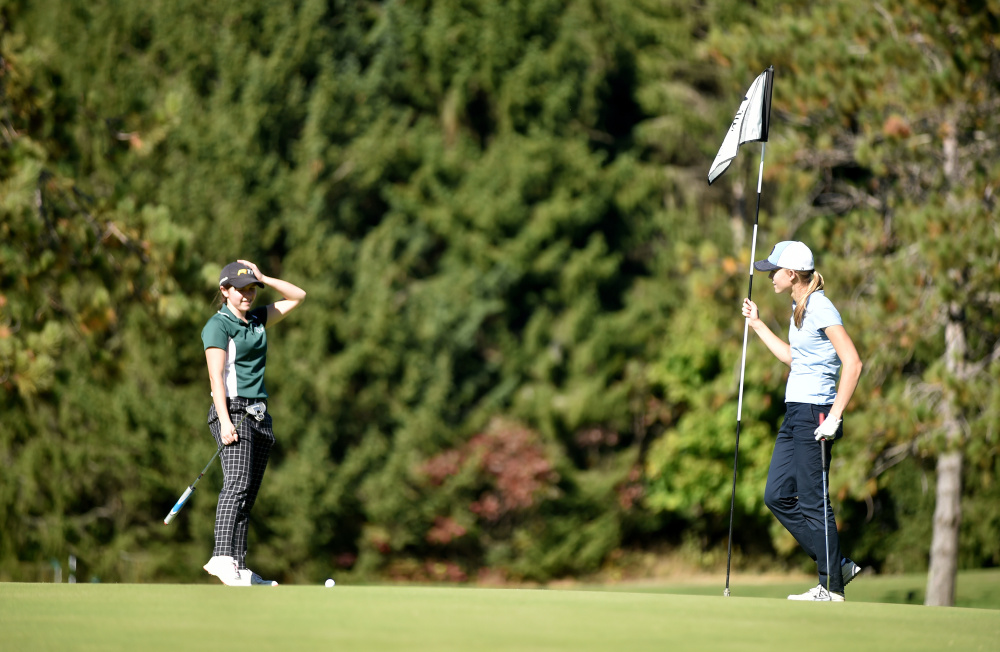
[870,440,918,479]
[873,2,899,42]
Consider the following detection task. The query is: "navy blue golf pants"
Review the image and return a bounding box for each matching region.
[208,398,274,570]
[764,402,844,593]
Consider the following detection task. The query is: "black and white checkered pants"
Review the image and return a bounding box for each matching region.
[207,397,274,570]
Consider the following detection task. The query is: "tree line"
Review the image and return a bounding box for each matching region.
[1,1,997,603]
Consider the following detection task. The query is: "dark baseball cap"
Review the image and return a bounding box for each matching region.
[219,261,264,288]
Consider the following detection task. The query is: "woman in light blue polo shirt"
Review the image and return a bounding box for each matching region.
[742,241,863,601]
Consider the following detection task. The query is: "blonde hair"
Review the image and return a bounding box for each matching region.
[793,270,824,329]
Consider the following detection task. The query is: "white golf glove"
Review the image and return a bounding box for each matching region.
[814,415,841,441]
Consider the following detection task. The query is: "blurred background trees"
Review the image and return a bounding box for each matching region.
[1,0,997,598]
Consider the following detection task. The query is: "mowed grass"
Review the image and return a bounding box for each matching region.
[2,574,998,652]
[591,568,1000,610]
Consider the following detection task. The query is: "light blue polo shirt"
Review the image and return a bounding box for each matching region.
[786,290,842,405]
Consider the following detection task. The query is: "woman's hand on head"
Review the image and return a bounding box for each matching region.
[236,259,265,283]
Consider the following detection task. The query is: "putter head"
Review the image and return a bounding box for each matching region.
[246,402,267,421]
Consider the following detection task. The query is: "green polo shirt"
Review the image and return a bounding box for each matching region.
[201,305,269,398]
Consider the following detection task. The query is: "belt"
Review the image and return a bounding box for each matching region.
[226,396,267,408]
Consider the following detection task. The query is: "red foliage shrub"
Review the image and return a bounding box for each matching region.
[420,417,560,524]
[426,516,468,545]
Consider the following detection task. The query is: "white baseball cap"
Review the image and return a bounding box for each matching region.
[753,241,814,272]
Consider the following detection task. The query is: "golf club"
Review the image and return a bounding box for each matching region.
[819,412,831,597]
[163,402,266,525]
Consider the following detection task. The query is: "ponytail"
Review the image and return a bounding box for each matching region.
[793,270,824,329]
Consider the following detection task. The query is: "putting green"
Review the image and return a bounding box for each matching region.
[591,568,1000,610]
[2,583,997,652]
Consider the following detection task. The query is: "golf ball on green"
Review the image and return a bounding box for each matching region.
[325,578,335,587]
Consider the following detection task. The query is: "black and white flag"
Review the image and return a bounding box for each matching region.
[707,67,773,185]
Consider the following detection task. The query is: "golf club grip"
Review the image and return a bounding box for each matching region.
[163,486,194,524]
[221,411,250,441]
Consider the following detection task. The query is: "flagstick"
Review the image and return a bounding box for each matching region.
[724,142,766,597]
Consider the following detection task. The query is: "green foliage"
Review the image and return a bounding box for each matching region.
[690,0,1000,572]
[1,0,998,584]
[0,36,205,582]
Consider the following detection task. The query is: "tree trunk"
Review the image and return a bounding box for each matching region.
[925,450,962,606]
[925,299,965,607]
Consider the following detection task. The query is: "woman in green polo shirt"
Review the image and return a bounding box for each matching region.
[200,259,306,587]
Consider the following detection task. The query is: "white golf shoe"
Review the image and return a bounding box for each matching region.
[787,584,845,602]
[203,555,243,586]
[238,569,279,587]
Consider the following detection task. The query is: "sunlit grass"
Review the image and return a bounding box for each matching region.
[2,571,998,652]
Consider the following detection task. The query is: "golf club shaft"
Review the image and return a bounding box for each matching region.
[162,406,259,524]
[819,413,831,594]
[163,447,221,524]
